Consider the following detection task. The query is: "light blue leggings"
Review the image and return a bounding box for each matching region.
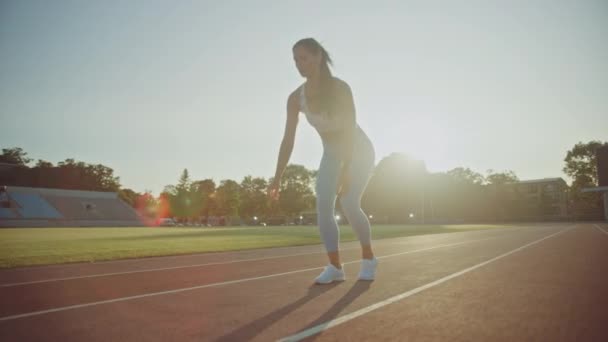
[315,127,375,252]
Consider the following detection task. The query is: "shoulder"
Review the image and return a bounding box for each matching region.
[330,77,352,97]
[287,85,303,112]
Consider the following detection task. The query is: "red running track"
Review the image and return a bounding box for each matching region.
[0,223,606,341]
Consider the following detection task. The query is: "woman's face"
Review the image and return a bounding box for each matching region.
[293,45,321,78]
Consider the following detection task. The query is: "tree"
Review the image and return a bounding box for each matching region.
[35,160,54,168]
[177,169,191,191]
[483,170,519,221]
[163,183,191,219]
[215,180,241,217]
[191,179,216,218]
[118,188,139,207]
[52,159,121,191]
[423,170,490,222]
[0,147,32,166]
[193,179,216,195]
[563,141,608,220]
[362,153,427,223]
[157,191,172,219]
[485,169,518,185]
[276,164,315,218]
[164,169,199,220]
[447,167,484,185]
[134,191,158,220]
[0,149,121,191]
[563,141,608,187]
[118,188,157,221]
[239,176,269,221]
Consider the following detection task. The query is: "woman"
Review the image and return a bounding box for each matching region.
[268,38,377,284]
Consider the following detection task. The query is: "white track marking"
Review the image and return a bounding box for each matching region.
[1,225,533,271]
[0,228,529,287]
[593,224,608,235]
[0,235,506,321]
[278,225,576,342]
[0,251,331,287]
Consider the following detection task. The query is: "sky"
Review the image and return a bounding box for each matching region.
[1,0,606,194]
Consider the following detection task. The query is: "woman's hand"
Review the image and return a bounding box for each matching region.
[267,179,281,201]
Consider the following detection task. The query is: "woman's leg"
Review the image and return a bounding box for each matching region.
[315,149,342,268]
[339,134,376,260]
[340,184,375,260]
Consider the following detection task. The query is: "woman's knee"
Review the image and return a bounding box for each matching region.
[316,193,336,210]
[339,194,361,215]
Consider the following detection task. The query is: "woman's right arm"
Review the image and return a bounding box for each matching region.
[272,91,300,183]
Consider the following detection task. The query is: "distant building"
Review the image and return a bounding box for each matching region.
[581,145,608,221]
[500,178,569,221]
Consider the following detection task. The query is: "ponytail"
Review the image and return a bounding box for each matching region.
[318,47,334,116]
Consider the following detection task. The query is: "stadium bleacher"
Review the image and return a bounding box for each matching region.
[0,186,143,227]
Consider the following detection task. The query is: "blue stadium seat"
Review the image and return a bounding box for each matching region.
[0,208,17,218]
[10,193,63,219]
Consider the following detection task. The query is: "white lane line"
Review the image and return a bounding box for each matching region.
[277,225,577,342]
[0,241,329,270]
[0,236,503,322]
[0,228,528,287]
[0,251,328,287]
[593,224,608,235]
[1,225,530,271]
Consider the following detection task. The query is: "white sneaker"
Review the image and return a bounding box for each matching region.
[358,257,378,281]
[315,264,345,284]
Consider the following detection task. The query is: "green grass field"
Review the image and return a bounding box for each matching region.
[0,224,511,268]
